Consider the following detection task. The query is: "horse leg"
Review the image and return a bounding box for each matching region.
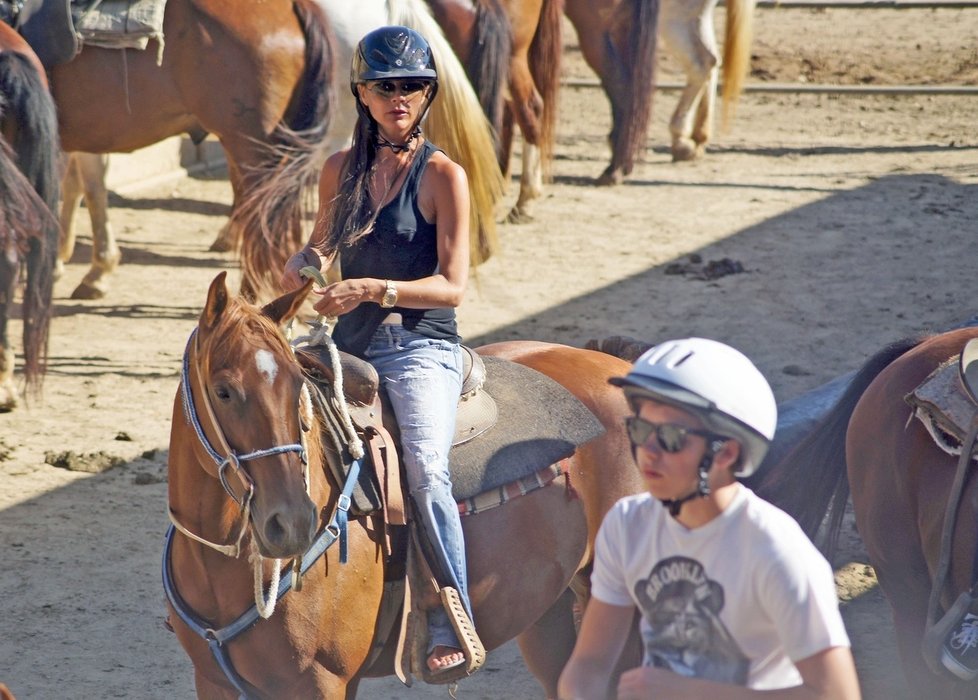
[0,255,17,411]
[69,152,120,300]
[57,152,84,281]
[516,588,579,698]
[504,54,544,223]
[662,0,719,161]
[507,141,543,224]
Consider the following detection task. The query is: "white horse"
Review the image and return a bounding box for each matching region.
[59,0,503,299]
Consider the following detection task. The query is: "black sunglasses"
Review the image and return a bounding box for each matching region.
[625,416,717,454]
[366,80,432,98]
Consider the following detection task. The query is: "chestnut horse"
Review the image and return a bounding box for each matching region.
[48,0,336,301]
[755,326,978,699]
[566,0,754,164]
[164,271,643,698]
[0,22,60,410]
[57,0,504,300]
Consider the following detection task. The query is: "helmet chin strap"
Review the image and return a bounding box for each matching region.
[660,439,727,518]
[376,124,421,153]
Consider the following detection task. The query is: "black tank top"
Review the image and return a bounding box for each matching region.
[332,140,460,356]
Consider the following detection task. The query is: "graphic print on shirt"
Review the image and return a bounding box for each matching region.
[634,556,749,684]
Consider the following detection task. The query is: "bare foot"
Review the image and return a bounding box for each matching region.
[427,645,465,673]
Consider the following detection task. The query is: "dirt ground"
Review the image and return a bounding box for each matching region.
[2,5,978,699]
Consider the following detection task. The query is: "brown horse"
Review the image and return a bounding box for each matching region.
[48,0,336,300]
[164,271,643,698]
[755,326,978,699]
[0,22,60,410]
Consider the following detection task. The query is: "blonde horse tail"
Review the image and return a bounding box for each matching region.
[389,0,505,266]
[721,0,755,129]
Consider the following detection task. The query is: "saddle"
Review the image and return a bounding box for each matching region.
[294,340,605,685]
[906,357,978,458]
[7,0,167,69]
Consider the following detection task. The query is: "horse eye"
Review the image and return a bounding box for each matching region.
[213,384,233,402]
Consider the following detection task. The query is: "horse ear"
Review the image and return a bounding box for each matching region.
[200,271,230,333]
[262,278,314,326]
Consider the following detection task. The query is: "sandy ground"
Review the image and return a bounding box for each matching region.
[2,5,978,699]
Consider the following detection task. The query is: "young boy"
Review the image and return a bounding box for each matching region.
[558,338,861,699]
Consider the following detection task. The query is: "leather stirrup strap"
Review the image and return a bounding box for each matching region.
[367,424,405,525]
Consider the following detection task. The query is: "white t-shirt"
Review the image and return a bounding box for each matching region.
[591,486,850,690]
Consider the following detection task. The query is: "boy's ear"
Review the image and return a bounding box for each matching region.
[713,439,742,474]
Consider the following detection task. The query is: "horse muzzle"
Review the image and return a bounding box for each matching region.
[251,494,319,559]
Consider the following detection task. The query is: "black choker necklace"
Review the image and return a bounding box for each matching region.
[376,127,421,153]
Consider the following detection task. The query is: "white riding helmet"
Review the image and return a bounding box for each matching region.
[610,337,777,476]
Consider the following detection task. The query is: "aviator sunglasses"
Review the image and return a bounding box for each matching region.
[625,416,718,453]
[366,79,432,99]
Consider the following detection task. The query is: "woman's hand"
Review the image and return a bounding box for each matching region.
[281,248,320,291]
[312,279,374,317]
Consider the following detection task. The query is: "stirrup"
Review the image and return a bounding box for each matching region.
[411,586,486,685]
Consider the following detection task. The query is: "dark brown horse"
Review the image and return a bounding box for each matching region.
[429,0,565,222]
[0,22,60,410]
[755,326,978,699]
[49,0,336,300]
[566,0,753,165]
[164,271,643,698]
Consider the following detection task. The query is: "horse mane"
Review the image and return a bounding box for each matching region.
[197,296,294,378]
[605,0,659,177]
[235,0,338,301]
[392,0,505,267]
[584,335,653,363]
[753,335,926,559]
[0,49,60,393]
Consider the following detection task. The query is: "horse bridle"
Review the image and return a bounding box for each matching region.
[169,328,311,557]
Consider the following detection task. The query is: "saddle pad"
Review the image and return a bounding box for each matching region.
[448,356,605,502]
[905,357,978,457]
[72,0,166,51]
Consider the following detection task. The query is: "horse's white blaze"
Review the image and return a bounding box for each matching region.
[255,350,279,385]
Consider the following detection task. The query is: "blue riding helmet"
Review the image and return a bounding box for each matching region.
[350,25,438,93]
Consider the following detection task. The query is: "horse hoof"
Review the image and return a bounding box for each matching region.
[0,387,16,412]
[671,142,700,162]
[596,167,623,187]
[209,237,234,253]
[71,282,107,300]
[505,208,533,225]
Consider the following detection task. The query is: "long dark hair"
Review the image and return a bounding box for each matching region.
[318,100,381,254]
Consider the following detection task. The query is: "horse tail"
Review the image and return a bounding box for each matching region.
[0,50,60,393]
[390,0,505,267]
[755,335,925,558]
[720,0,755,129]
[468,0,512,162]
[602,0,659,180]
[236,0,337,300]
[527,0,562,182]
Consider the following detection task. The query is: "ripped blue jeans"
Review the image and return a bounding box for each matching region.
[362,324,470,651]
